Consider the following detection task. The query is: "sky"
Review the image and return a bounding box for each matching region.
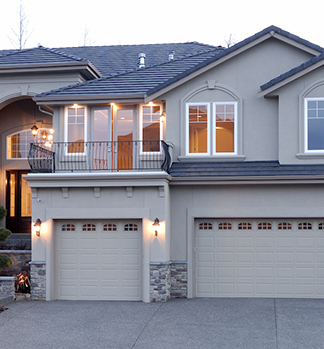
[0,0,324,50]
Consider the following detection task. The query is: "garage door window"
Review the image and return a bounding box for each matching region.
[103,223,117,231]
[298,222,312,230]
[62,223,75,231]
[199,222,213,230]
[258,222,272,230]
[218,222,232,230]
[82,223,96,231]
[278,222,292,230]
[238,222,252,230]
[318,223,324,230]
[124,223,138,231]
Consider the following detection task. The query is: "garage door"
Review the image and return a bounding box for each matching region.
[55,220,142,300]
[196,219,324,298]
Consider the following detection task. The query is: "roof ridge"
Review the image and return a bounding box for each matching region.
[0,47,34,58]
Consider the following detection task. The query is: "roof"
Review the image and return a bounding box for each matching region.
[169,161,324,179]
[34,25,324,103]
[34,49,225,101]
[52,42,218,76]
[260,51,324,94]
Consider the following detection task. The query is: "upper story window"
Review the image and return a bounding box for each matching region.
[186,102,237,155]
[7,128,52,159]
[305,98,324,152]
[140,104,162,152]
[65,105,87,153]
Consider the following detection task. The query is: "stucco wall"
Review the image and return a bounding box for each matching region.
[169,182,324,261]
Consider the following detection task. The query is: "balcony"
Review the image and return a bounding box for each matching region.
[28,140,171,173]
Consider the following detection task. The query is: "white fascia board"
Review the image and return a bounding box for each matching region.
[27,171,171,188]
[35,94,147,105]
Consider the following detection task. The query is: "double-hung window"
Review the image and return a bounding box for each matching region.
[187,102,237,155]
[65,105,86,154]
[305,98,324,152]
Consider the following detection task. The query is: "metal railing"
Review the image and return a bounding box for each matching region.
[28,140,171,173]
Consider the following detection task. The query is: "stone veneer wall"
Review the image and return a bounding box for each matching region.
[150,262,188,302]
[150,262,171,302]
[170,262,187,299]
[29,262,46,300]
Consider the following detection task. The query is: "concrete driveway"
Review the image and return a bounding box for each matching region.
[0,297,323,349]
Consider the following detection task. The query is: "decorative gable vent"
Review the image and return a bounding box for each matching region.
[139,53,146,68]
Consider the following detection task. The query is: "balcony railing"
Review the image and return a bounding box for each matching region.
[28,140,171,173]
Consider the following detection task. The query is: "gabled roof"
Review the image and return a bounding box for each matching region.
[34,48,225,103]
[0,46,101,79]
[259,51,324,96]
[35,25,324,104]
[169,161,324,181]
[52,42,218,76]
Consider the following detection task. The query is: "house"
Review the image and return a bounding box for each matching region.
[1,25,324,302]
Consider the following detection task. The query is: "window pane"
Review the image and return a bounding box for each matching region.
[215,104,235,153]
[188,105,208,153]
[67,107,85,153]
[308,118,324,150]
[142,105,160,151]
[21,176,31,217]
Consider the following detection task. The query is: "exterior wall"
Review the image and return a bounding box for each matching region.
[27,172,171,302]
[275,66,324,164]
[161,38,315,163]
[170,182,324,262]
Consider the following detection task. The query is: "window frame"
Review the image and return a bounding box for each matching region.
[139,103,163,154]
[186,102,210,156]
[212,102,237,155]
[186,102,237,156]
[64,105,87,155]
[304,97,324,153]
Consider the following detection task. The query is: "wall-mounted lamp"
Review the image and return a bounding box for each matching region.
[160,111,166,122]
[34,219,42,237]
[152,218,160,237]
[31,124,38,137]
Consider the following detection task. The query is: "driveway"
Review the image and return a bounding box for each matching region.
[0,297,323,349]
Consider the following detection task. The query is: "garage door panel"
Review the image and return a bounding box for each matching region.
[196,219,324,298]
[55,220,142,301]
[101,238,119,249]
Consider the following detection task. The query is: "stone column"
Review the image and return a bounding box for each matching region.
[150,262,171,302]
[29,262,46,300]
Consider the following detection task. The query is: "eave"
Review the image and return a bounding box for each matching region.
[34,93,147,105]
[0,61,102,80]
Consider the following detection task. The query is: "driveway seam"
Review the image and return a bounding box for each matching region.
[274,298,279,349]
[130,302,164,349]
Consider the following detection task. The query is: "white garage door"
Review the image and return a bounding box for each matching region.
[196,219,324,298]
[55,220,142,300]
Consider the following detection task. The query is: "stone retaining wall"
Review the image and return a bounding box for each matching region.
[0,251,31,276]
[0,276,15,298]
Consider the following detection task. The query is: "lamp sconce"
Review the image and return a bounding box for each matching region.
[160,111,166,122]
[31,124,38,137]
[34,219,42,237]
[152,218,160,237]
